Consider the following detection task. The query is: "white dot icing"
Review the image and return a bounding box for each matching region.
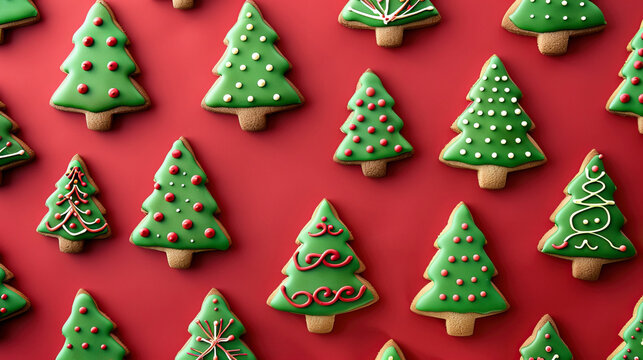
[485,138,491,143]
[462,119,469,125]
[506,125,513,130]
[247,96,254,102]
[240,65,247,71]
[260,36,266,42]
[515,138,522,143]
[521,121,528,127]
[246,24,254,31]
[235,82,243,89]
[492,152,498,158]
[266,64,273,71]
[465,137,472,143]
[473,122,480,128]
[232,48,239,55]
[225,62,232,68]
[515,108,522,115]
[223,94,232,102]
[273,94,280,101]
[477,110,483,116]
[511,97,518,103]
[240,35,247,41]
[257,79,266,87]
[490,125,497,131]
[475,152,481,158]
[501,110,508,116]
[252,52,260,61]
[491,64,498,69]
[525,151,532,157]
[488,110,495,116]
[460,149,467,155]
[501,139,507,144]
[508,152,515,159]
[246,12,252,18]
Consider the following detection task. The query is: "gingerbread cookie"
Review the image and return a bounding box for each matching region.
[50,0,150,131]
[538,150,636,281]
[0,263,30,323]
[0,100,34,185]
[440,55,546,189]
[339,0,440,47]
[519,315,573,360]
[608,296,643,360]
[334,70,413,178]
[375,339,407,360]
[267,199,378,334]
[411,202,509,337]
[130,137,231,269]
[502,0,606,55]
[0,0,39,44]
[202,0,303,132]
[175,289,257,360]
[606,20,643,134]
[56,289,128,360]
[171,0,193,9]
[37,155,110,253]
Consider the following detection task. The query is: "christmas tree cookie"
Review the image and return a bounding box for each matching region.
[374,339,407,360]
[171,0,193,9]
[175,289,256,360]
[538,150,636,281]
[334,70,413,178]
[519,315,573,360]
[56,289,128,360]
[202,0,303,132]
[0,263,30,322]
[0,100,34,184]
[50,0,150,131]
[608,296,643,360]
[37,155,110,254]
[0,0,39,44]
[339,0,441,48]
[411,202,509,337]
[502,0,606,55]
[267,199,378,334]
[606,20,643,134]
[131,137,231,269]
[440,55,546,189]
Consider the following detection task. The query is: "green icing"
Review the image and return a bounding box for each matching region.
[175,292,256,360]
[341,0,439,27]
[0,267,28,320]
[334,71,413,162]
[131,139,230,251]
[0,0,37,25]
[413,203,508,314]
[520,321,572,360]
[380,346,403,360]
[509,0,605,33]
[56,292,127,360]
[202,2,301,108]
[0,111,30,167]
[441,55,545,167]
[610,298,643,360]
[608,24,643,117]
[269,199,377,316]
[37,158,109,241]
[51,1,147,113]
[541,154,635,259]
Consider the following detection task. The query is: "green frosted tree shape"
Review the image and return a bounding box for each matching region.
[0,263,30,323]
[0,100,34,184]
[374,339,407,360]
[608,296,643,360]
[175,289,256,360]
[519,315,573,360]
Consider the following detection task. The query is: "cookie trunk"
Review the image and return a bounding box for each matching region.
[59,238,84,253]
[537,31,570,56]
[165,249,193,269]
[361,160,388,178]
[375,27,404,48]
[305,315,335,334]
[85,112,113,131]
[477,165,508,189]
[638,116,642,134]
[445,313,476,337]
[173,0,193,9]
[237,108,267,132]
[571,257,605,281]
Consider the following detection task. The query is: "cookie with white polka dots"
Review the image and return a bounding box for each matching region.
[502,0,606,56]
[439,55,546,190]
[130,137,231,269]
[202,1,303,132]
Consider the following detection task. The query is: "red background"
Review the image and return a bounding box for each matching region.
[0,0,641,358]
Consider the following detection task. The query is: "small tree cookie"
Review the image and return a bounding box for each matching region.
[411,202,509,336]
[606,20,643,134]
[538,150,636,281]
[608,296,643,360]
[339,0,441,47]
[0,0,39,44]
[202,0,303,132]
[440,55,546,189]
[172,0,194,9]
[0,263,30,323]
[56,289,128,360]
[267,199,378,334]
[37,155,110,253]
[519,315,573,360]
[50,0,150,131]
[130,137,231,269]
[502,0,606,55]
[0,100,34,184]
[334,70,413,178]
[175,289,257,360]
[374,339,407,360]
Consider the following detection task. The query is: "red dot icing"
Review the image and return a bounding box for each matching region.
[461,223,468,230]
[632,77,640,85]
[366,145,374,153]
[440,269,448,276]
[355,99,364,106]
[480,291,487,297]
[0,294,7,300]
[77,84,89,94]
[352,135,360,143]
[379,115,387,122]
[468,294,476,302]
[67,344,73,349]
[171,149,182,158]
[154,182,161,190]
[93,17,103,26]
[367,126,375,134]
[82,36,94,46]
[81,61,93,71]
[448,256,455,263]
[205,228,216,238]
[79,307,88,314]
[367,103,375,110]
[453,236,461,243]
[90,327,98,333]
[139,228,150,237]
[639,94,643,104]
[193,202,204,212]
[107,61,119,71]
[461,256,468,262]
[439,294,447,300]
[453,295,460,301]
[191,175,202,185]
[108,88,120,98]
[620,94,631,103]
[101,344,107,350]
[167,232,178,242]
[169,165,179,174]
[153,212,164,221]
[182,219,193,229]
[106,36,118,47]
[635,60,643,69]
[356,114,365,122]
[82,343,89,349]
[365,87,375,96]
[380,139,387,146]
[394,145,402,153]
[164,193,175,202]
[344,149,352,156]
[466,236,473,243]
[592,165,599,172]
[481,266,488,272]
[456,279,463,285]
[74,326,80,332]
[377,99,386,106]
[387,125,395,133]
[348,124,356,130]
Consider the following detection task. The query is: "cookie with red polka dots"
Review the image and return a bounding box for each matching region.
[0,262,30,323]
[519,314,573,360]
[171,0,194,9]
[50,0,150,131]
[56,289,128,360]
[607,296,643,360]
[334,69,413,178]
[130,137,231,269]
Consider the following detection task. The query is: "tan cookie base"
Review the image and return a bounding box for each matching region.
[339,13,441,48]
[173,0,194,9]
[334,152,413,178]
